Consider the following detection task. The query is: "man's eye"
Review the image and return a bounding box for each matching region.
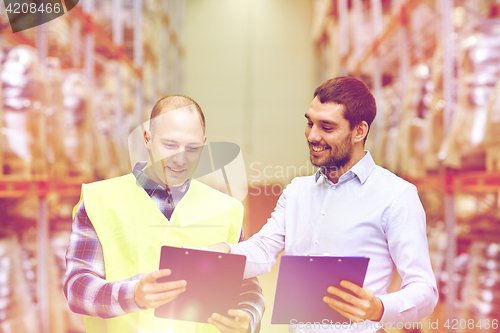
[165,144,177,149]
[307,122,313,127]
[186,146,199,152]
[323,127,333,131]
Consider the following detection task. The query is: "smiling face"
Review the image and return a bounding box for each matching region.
[305,97,355,170]
[144,106,206,187]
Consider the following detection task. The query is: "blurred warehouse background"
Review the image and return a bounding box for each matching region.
[0,0,500,333]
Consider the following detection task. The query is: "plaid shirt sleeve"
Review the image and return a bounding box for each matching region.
[64,200,265,332]
[237,230,265,333]
[63,201,145,318]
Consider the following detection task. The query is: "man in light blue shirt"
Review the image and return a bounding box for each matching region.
[211,76,438,332]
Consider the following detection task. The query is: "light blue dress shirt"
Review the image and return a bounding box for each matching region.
[230,151,438,333]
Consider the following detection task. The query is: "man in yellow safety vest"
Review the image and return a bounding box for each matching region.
[64,95,264,333]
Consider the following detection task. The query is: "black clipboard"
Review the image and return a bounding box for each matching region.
[154,245,246,323]
[271,255,370,324]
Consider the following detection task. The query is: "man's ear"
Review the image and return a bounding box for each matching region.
[203,136,207,145]
[353,121,369,144]
[144,130,152,148]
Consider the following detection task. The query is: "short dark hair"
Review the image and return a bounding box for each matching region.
[150,95,205,134]
[314,76,376,142]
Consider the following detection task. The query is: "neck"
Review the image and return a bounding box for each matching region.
[142,164,167,187]
[142,163,166,186]
[326,148,365,184]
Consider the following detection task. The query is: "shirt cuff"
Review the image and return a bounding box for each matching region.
[118,280,146,313]
[240,308,259,333]
[378,293,399,324]
[227,242,238,254]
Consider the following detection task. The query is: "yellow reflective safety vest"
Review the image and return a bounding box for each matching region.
[74,173,243,333]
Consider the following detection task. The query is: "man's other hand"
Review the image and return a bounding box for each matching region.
[207,242,231,253]
[208,309,250,333]
[134,269,186,309]
[323,280,384,322]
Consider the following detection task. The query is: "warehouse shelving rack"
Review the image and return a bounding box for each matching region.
[313,0,500,326]
[0,177,83,333]
[0,1,186,332]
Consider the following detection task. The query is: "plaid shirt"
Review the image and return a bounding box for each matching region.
[64,162,264,332]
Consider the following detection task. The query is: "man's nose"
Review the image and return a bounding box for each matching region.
[307,125,321,143]
[172,150,187,165]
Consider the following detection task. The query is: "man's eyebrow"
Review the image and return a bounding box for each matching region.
[161,139,178,143]
[318,120,337,126]
[304,114,337,126]
[161,139,204,146]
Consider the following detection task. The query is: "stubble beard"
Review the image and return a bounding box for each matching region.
[310,135,354,170]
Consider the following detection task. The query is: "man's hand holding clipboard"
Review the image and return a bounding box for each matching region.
[323,279,384,322]
[134,269,187,309]
[208,309,251,333]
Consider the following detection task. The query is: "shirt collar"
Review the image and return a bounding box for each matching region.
[132,162,190,195]
[314,151,375,185]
